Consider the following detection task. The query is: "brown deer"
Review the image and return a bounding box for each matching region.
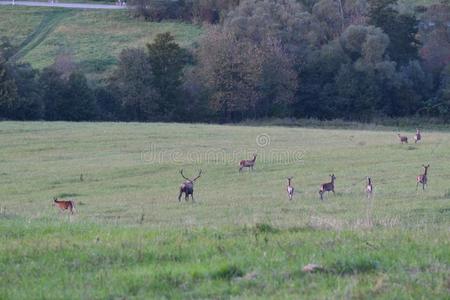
[178,169,202,202]
[416,164,429,191]
[286,177,294,200]
[366,177,373,198]
[319,174,336,200]
[53,197,76,214]
[414,128,421,144]
[398,134,408,144]
[239,154,257,172]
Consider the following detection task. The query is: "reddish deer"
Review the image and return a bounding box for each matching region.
[366,177,373,198]
[397,134,408,144]
[286,177,294,201]
[239,154,257,172]
[53,197,76,214]
[178,169,202,202]
[414,128,421,144]
[319,174,336,200]
[416,164,429,191]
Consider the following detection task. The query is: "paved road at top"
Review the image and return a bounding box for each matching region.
[0,0,126,9]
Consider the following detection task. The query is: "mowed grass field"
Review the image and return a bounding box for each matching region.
[0,122,449,299]
[0,6,201,81]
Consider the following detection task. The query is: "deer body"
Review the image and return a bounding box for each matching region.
[319,174,336,200]
[414,129,421,144]
[398,134,408,144]
[178,169,202,202]
[416,164,429,190]
[366,177,373,198]
[239,154,257,172]
[53,197,75,214]
[287,177,294,200]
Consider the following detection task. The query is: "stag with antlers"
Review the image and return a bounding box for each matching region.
[414,128,421,144]
[286,177,294,201]
[397,134,408,144]
[239,154,257,172]
[178,169,202,202]
[319,174,336,200]
[416,164,429,191]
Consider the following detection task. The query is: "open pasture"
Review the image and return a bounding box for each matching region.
[0,122,449,299]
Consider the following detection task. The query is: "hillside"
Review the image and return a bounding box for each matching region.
[0,6,202,81]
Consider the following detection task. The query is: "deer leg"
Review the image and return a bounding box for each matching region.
[319,191,323,200]
[416,181,419,191]
[178,190,183,202]
[191,192,195,202]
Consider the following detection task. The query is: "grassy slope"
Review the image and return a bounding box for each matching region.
[0,6,202,81]
[0,122,449,299]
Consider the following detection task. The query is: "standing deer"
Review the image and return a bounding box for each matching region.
[416,164,430,191]
[239,154,257,172]
[414,128,421,144]
[178,169,202,202]
[398,134,408,144]
[319,174,336,200]
[366,177,373,198]
[53,197,76,214]
[286,177,294,200]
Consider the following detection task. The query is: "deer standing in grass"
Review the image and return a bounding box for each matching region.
[319,174,336,200]
[398,134,408,144]
[366,177,373,198]
[286,177,294,200]
[414,128,421,143]
[416,164,429,191]
[53,197,76,214]
[178,169,202,202]
[239,154,257,172]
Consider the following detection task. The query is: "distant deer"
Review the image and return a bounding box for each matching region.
[178,169,202,202]
[366,177,373,198]
[416,164,430,191]
[286,177,294,200]
[53,197,76,214]
[398,134,408,144]
[239,154,257,172]
[319,174,336,200]
[414,128,421,144]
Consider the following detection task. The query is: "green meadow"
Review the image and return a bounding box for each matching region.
[0,122,449,299]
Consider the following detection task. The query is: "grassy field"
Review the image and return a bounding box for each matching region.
[0,6,202,81]
[0,121,449,299]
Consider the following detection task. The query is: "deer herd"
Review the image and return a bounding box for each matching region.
[53,128,431,214]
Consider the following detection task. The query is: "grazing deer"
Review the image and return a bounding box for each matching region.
[319,174,336,200]
[286,177,294,200]
[178,169,202,202]
[416,164,430,191]
[239,154,257,172]
[398,134,408,144]
[414,128,421,144]
[366,177,373,198]
[53,197,76,214]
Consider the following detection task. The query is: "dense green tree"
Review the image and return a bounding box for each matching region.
[0,53,18,119]
[368,0,420,65]
[146,32,189,118]
[8,62,43,120]
[111,48,160,121]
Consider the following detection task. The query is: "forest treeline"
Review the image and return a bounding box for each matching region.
[0,0,449,122]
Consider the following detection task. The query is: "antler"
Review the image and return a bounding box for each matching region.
[180,169,189,181]
[192,169,202,182]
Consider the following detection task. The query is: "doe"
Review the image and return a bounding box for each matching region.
[319,174,336,200]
